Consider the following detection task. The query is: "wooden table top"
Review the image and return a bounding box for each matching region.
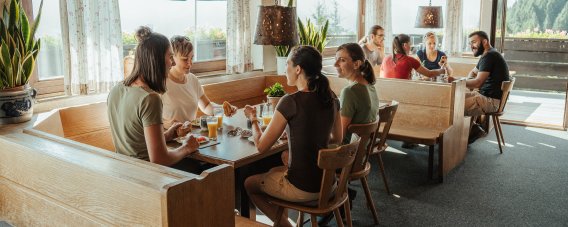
[168,109,288,168]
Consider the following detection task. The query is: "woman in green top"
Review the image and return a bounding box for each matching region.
[335,43,380,144]
[107,26,199,166]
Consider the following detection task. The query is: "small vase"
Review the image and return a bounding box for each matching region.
[0,85,36,125]
[266,95,282,108]
[276,56,287,75]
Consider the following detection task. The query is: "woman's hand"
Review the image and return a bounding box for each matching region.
[181,135,199,156]
[244,105,257,119]
[164,122,182,142]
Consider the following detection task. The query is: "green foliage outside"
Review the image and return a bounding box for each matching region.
[185,27,227,41]
[0,0,43,90]
[507,0,568,39]
[122,32,137,45]
[264,82,285,97]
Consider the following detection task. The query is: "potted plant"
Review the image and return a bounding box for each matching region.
[264,82,286,107]
[298,17,329,53]
[274,0,294,75]
[0,0,43,124]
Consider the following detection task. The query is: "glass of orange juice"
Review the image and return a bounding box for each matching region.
[214,107,223,130]
[262,103,273,126]
[206,116,218,140]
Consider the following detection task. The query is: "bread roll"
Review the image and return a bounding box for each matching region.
[176,121,192,138]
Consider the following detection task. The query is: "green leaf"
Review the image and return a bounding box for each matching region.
[287,0,293,7]
[9,0,20,34]
[21,51,34,84]
[20,6,29,48]
[28,0,42,49]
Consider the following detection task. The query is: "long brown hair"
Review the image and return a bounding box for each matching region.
[392,34,411,64]
[337,43,375,85]
[124,26,170,94]
[289,45,336,107]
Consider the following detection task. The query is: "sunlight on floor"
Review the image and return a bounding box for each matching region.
[486,140,515,147]
[525,127,568,141]
[385,146,408,155]
[538,143,556,149]
[516,142,534,148]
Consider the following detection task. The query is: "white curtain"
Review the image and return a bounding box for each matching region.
[365,0,392,53]
[226,0,252,74]
[444,0,463,56]
[60,0,123,95]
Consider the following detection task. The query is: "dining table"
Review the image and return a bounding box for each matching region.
[167,108,288,218]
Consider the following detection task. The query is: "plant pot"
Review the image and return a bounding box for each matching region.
[267,95,282,108]
[276,56,287,75]
[0,85,36,125]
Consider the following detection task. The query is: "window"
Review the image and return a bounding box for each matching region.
[462,0,481,52]
[505,0,568,39]
[118,0,227,67]
[297,0,359,50]
[33,0,64,80]
[390,0,446,54]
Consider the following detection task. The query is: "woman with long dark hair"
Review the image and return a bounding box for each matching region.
[335,43,380,144]
[380,34,446,80]
[244,46,342,227]
[107,26,199,166]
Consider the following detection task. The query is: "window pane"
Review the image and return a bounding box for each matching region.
[506,0,568,39]
[297,0,358,47]
[33,0,64,80]
[462,0,481,52]
[118,0,227,62]
[391,0,446,54]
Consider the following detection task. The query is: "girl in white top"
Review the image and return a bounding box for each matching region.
[162,36,236,128]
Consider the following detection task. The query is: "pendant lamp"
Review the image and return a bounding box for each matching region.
[253,1,298,46]
[415,0,444,28]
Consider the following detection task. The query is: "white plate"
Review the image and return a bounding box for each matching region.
[175,134,209,144]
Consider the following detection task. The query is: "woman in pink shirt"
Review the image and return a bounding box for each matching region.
[380,34,445,80]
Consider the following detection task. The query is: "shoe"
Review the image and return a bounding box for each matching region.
[401,142,417,149]
[468,123,486,144]
[316,212,334,226]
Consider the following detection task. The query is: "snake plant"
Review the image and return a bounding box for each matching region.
[0,0,43,90]
[297,17,328,53]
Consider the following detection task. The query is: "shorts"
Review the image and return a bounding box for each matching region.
[260,166,320,203]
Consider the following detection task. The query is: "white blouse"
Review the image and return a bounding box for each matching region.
[161,73,204,128]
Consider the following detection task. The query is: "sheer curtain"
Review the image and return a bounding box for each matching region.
[444,0,463,56]
[226,0,252,74]
[365,0,392,53]
[60,0,123,95]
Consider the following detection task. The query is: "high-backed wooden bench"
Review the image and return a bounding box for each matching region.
[328,77,470,181]
[0,102,237,226]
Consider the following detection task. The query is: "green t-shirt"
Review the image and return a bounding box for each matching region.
[107,83,163,161]
[340,82,379,144]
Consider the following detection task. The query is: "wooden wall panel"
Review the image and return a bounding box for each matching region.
[59,102,109,138]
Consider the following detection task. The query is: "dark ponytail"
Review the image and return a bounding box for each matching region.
[290,46,336,107]
[336,43,376,85]
[392,34,411,64]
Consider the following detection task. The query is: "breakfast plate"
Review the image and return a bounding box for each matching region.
[174,134,209,144]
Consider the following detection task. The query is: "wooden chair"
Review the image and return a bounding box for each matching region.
[268,136,361,227]
[486,77,516,154]
[345,120,380,224]
[372,101,399,195]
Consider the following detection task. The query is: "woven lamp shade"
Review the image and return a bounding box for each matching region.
[254,5,298,46]
[415,6,443,28]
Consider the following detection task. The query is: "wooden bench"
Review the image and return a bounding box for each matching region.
[328,77,470,181]
[1,103,237,226]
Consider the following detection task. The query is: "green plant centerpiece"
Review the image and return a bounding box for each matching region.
[0,0,43,124]
[264,82,286,108]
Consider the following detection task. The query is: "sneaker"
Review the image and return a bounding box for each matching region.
[468,123,486,144]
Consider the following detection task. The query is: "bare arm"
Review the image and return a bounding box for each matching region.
[144,124,199,166]
[330,111,343,145]
[468,67,479,79]
[466,71,490,89]
[340,115,352,143]
[415,65,444,78]
[444,63,454,77]
[198,94,214,116]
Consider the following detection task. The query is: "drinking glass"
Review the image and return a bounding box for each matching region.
[214,107,223,130]
[206,116,218,140]
[262,103,273,126]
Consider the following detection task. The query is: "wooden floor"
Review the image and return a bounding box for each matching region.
[502,90,567,129]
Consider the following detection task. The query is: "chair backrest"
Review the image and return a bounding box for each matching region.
[497,77,516,113]
[374,101,399,150]
[347,120,379,174]
[317,136,360,209]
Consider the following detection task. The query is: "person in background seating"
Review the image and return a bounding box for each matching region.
[107,26,199,167]
[380,34,446,80]
[244,46,343,227]
[447,31,510,143]
[416,31,454,76]
[161,36,237,129]
[359,25,386,71]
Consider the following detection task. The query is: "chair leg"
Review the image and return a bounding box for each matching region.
[344,196,353,227]
[310,214,318,227]
[377,153,391,194]
[361,177,379,224]
[274,206,285,227]
[333,208,344,227]
[428,145,434,179]
[296,211,304,227]
[493,116,503,154]
[496,116,505,144]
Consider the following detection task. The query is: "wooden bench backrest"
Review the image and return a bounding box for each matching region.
[0,133,234,226]
[203,76,267,108]
[32,102,115,152]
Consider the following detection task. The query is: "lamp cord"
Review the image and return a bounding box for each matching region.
[429,0,432,6]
